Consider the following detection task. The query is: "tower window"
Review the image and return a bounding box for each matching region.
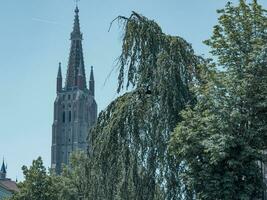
[68,95,71,100]
[68,111,71,122]
[62,112,65,123]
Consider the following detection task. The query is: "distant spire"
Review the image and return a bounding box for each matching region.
[65,6,87,90]
[1,159,6,173]
[89,66,95,96]
[0,159,7,179]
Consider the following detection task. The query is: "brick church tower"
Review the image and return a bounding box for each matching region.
[51,6,97,174]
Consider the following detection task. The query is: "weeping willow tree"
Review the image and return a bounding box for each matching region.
[87,12,203,200]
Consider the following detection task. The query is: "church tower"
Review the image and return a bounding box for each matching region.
[51,6,97,174]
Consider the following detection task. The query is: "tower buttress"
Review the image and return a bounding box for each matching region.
[89,66,95,96]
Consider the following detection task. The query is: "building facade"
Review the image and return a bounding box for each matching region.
[0,160,19,200]
[51,6,97,174]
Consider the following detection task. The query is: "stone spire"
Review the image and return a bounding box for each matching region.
[57,62,62,93]
[65,6,87,90]
[0,159,7,179]
[89,66,95,96]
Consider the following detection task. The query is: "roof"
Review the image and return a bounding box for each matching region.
[0,179,19,192]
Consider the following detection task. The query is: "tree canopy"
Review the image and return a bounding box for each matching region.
[10,157,61,200]
[170,0,267,199]
[86,11,202,200]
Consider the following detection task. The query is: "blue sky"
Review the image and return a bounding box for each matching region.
[0,0,266,181]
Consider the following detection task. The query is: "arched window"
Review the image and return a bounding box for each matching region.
[68,111,71,122]
[62,111,65,123]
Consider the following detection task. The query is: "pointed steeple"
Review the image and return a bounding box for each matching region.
[57,62,62,93]
[0,159,7,179]
[89,66,95,96]
[65,6,87,90]
[1,160,6,174]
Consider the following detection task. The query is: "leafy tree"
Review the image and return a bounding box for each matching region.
[59,151,91,200]
[170,0,267,199]
[86,12,202,200]
[10,153,92,200]
[10,157,61,200]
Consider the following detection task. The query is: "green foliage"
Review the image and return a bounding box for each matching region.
[10,153,92,200]
[60,151,91,200]
[10,157,61,200]
[87,12,202,200]
[170,0,267,199]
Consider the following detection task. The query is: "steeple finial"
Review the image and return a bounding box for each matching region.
[75,0,80,7]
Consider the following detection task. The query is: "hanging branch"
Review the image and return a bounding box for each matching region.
[87,11,202,200]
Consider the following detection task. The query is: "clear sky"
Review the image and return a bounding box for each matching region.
[0,0,266,181]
